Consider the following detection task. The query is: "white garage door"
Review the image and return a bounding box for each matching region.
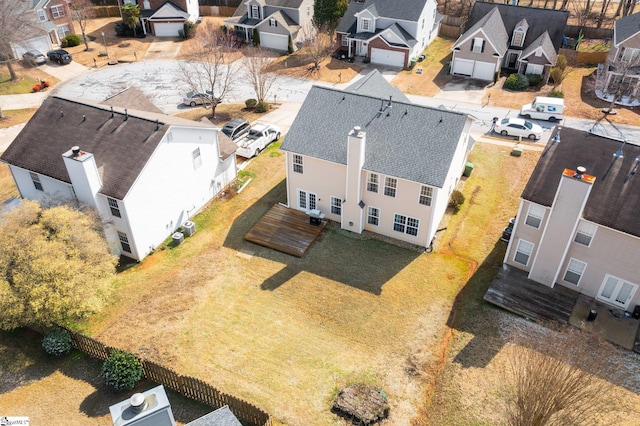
[472,61,495,81]
[154,22,184,37]
[452,58,474,76]
[370,48,405,68]
[260,33,288,51]
[12,36,52,58]
[526,63,544,75]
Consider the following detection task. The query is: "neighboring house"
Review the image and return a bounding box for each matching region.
[280,70,474,248]
[10,0,76,58]
[224,0,315,51]
[122,0,200,37]
[0,96,237,261]
[596,12,640,106]
[335,0,442,69]
[451,2,568,82]
[504,126,640,311]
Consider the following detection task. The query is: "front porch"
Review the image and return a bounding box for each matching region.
[485,265,640,352]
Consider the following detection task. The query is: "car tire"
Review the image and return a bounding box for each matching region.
[254,148,260,157]
[522,114,531,119]
[528,134,537,140]
[549,117,556,122]
[500,130,508,136]
[190,101,196,107]
[275,133,281,140]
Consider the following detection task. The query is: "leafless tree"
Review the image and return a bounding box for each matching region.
[502,325,627,426]
[569,0,596,28]
[177,21,241,118]
[69,0,95,51]
[301,24,334,71]
[0,0,46,80]
[602,50,640,113]
[242,48,280,103]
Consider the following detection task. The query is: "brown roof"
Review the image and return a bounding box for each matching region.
[522,126,640,237]
[1,96,216,200]
[102,87,165,115]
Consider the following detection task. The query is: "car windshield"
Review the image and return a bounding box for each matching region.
[500,119,509,124]
[222,127,233,137]
[523,121,533,129]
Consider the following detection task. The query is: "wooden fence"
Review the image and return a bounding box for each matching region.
[439,15,464,39]
[92,6,122,18]
[66,329,272,426]
[559,48,609,65]
[199,5,237,17]
[565,25,613,40]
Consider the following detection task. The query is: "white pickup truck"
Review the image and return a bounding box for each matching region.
[235,123,282,158]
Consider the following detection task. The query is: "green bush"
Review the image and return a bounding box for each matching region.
[255,101,270,113]
[42,327,73,357]
[448,190,465,213]
[252,28,260,47]
[115,21,132,37]
[183,21,196,39]
[245,98,258,108]
[504,73,529,91]
[526,73,542,87]
[61,34,81,48]
[288,35,294,54]
[547,90,564,98]
[101,350,143,391]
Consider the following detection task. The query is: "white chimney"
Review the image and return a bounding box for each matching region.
[62,146,102,209]
[342,126,366,233]
[109,385,176,426]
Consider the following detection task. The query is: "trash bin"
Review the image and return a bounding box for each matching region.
[511,146,523,157]
[463,162,474,177]
[587,309,598,322]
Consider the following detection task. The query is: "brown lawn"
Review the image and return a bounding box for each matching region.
[174,103,267,125]
[0,108,37,129]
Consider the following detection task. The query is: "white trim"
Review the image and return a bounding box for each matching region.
[597,274,638,309]
[514,239,534,266]
[562,258,587,286]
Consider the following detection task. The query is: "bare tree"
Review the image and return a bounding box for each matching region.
[569,0,595,28]
[242,48,280,103]
[0,0,46,80]
[178,21,241,118]
[503,325,626,426]
[302,25,334,71]
[550,54,572,88]
[69,0,95,51]
[602,50,640,113]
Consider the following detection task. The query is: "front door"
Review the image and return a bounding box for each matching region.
[297,190,317,211]
[597,275,638,309]
[507,52,519,68]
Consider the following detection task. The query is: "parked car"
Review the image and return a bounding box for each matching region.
[221,118,251,141]
[182,91,213,107]
[494,118,543,140]
[47,49,72,65]
[235,123,281,158]
[22,49,46,66]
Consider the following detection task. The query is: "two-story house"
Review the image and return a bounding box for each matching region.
[335,0,441,69]
[451,2,568,82]
[224,0,315,51]
[596,12,640,106]
[280,71,474,249]
[504,126,640,311]
[0,96,238,261]
[121,0,200,37]
[11,0,76,58]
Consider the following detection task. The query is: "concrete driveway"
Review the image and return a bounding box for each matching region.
[41,61,89,82]
[143,38,184,60]
[434,76,490,105]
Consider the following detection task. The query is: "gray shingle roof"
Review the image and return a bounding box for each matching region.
[465,2,568,51]
[519,31,557,65]
[336,0,427,33]
[614,12,640,45]
[266,0,304,8]
[0,96,215,200]
[280,86,470,188]
[186,406,242,426]
[522,127,640,238]
[453,7,507,52]
[102,87,165,115]
[345,69,410,102]
[336,1,366,33]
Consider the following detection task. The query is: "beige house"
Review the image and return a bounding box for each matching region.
[504,126,640,311]
[280,71,474,249]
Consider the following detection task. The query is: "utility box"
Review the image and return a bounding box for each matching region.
[463,162,474,177]
[511,146,523,157]
[172,232,184,245]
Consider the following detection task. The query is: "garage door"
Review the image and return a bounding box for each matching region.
[260,33,288,51]
[452,58,474,76]
[370,48,405,68]
[12,36,52,58]
[526,63,544,75]
[154,22,184,37]
[472,61,495,81]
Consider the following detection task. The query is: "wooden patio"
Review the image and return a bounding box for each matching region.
[244,204,328,257]
[484,265,580,323]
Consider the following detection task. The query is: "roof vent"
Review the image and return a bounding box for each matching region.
[71,146,81,157]
[111,106,114,118]
[574,166,586,179]
[60,110,64,117]
[124,109,128,121]
[130,393,148,414]
[353,126,362,136]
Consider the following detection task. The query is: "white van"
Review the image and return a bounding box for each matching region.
[520,96,564,122]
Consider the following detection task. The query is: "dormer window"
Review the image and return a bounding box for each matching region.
[472,37,484,53]
[512,28,525,47]
[269,18,277,27]
[361,18,371,32]
[37,9,47,21]
[251,5,259,19]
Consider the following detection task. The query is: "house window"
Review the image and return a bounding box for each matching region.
[394,214,419,236]
[118,231,132,253]
[367,206,379,226]
[574,220,596,246]
[384,177,397,197]
[29,172,43,191]
[472,37,484,53]
[422,19,425,29]
[341,34,348,46]
[292,154,303,174]
[107,197,122,218]
[57,24,70,38]
[525,203,545,228]
[51,4,65,18]
[192,147,202,170]
[512,29,525,47]
[419,186,433,206]
[269,18,277,27]
[621,47,640,63]
[563,258,586,285]
[307,5,311,16]
[361,18,371,31]
[298,190,316,211]
[331,197,342,215]
[598,275,638,308]
[251,5,259,19]
[37,9,47,21]
[367,173,379,193]
[514,239,534,265]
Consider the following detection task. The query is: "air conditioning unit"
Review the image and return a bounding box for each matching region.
[182,221,196,237]
[172,232,184,245]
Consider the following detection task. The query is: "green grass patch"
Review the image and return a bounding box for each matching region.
[0,73,41,95]
[0,108,38,129]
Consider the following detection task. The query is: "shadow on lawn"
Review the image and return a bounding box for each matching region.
[222,179,421,295]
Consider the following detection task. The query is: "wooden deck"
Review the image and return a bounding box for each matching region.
[484,265,580,323]
[244,204,328,257]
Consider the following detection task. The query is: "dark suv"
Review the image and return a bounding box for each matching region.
[221,118,250,141]
[47,49,72,65]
